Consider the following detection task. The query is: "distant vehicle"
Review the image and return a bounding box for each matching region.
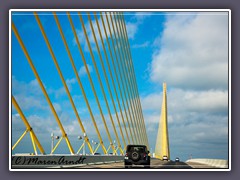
[124,144,150,168]
[94,152,101,155]
[175,157,180,162]
[163,155,168,161]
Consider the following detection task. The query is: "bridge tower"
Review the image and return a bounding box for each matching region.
[155,82,170,160]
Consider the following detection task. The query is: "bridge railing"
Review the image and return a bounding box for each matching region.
[186,158,228,168]
[12,155,124,169]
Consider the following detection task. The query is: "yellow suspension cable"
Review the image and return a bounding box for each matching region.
[112,12,145,145]
[79,12,124,153]
[36,12,94,155]
[108,12,141,145]
[120,13,149,148]
[29,131,37,155]
[12,21,74,154]
[104,12,138,145]
[120,13,150,148]
[94,13,130,146]
[51,136,63,154]
[87,13,130,147]
[94,12,134,145]
[120,12,149,147]
[119,12,149,147]
[12,95,45,154]
[67,12,108,154]
[79,12,117,153]
[110,12,142,145]
[77,142,85,154]
[12,129,28,151]
[94,143,101,154]
[116,12,147,146]
[36,12,90,153]
[53,13,102,155]
[100,13,135,145]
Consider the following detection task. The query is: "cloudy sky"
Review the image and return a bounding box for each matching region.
[11,11,229,161]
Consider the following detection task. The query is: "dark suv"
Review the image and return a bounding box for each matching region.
[124,145,150,168]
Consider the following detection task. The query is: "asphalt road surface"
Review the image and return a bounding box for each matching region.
[73,158,216,169]
[12,158,217,169]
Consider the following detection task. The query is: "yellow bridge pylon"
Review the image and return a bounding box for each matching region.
[155,82,170,160]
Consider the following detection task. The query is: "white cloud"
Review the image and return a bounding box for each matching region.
[126,12,152,39]
[78,64,93,77]
[144,13,229,160]
[12,113,25,132]
[132,41,150,48]
[141,87,228,159]
[12,76,48,111]
[66,77,76,91]
[125,22,138,39]
[149,13,229,90]
[52,87,66,98]
[53,102,62,114]
[143,13,229,159]
[47,77,77,99]
[134,12,153,21]
[73,13,113,51]
[168,89,228,114]
[66,78,76,85]
[142,89,228,113]
[141,92,162,111]
[11,75,117,143]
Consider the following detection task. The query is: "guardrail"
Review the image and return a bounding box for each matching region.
[186,158,228,168]
[12,155,124,169]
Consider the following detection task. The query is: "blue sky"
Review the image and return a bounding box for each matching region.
[11,11,229,161]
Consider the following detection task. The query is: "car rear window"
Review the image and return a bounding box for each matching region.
[127,146,146,152]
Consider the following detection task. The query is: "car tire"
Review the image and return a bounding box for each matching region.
[144,165,150,168]
[125,162,131,168]
[144,161,150,168]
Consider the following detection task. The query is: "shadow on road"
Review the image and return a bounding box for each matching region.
[153,161,193,169]
[125,161,193,169]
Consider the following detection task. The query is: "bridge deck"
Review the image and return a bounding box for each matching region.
[53,158,217,169]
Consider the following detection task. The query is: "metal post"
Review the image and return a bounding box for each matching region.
[94,142,99,154]
[113,140,117,155]
[83,133,86,155]
[51,133,54,155]
[78,135,82,154]
[92,140,94,154]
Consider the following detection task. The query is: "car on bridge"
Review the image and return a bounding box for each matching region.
[124,145,150,168]
[163,155,168,161]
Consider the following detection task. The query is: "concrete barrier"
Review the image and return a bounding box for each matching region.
[12,155,124,169]
[186,158,228,168]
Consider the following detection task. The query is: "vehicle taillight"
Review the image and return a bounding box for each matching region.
[143,153,146,158]
[125,153,128,156]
